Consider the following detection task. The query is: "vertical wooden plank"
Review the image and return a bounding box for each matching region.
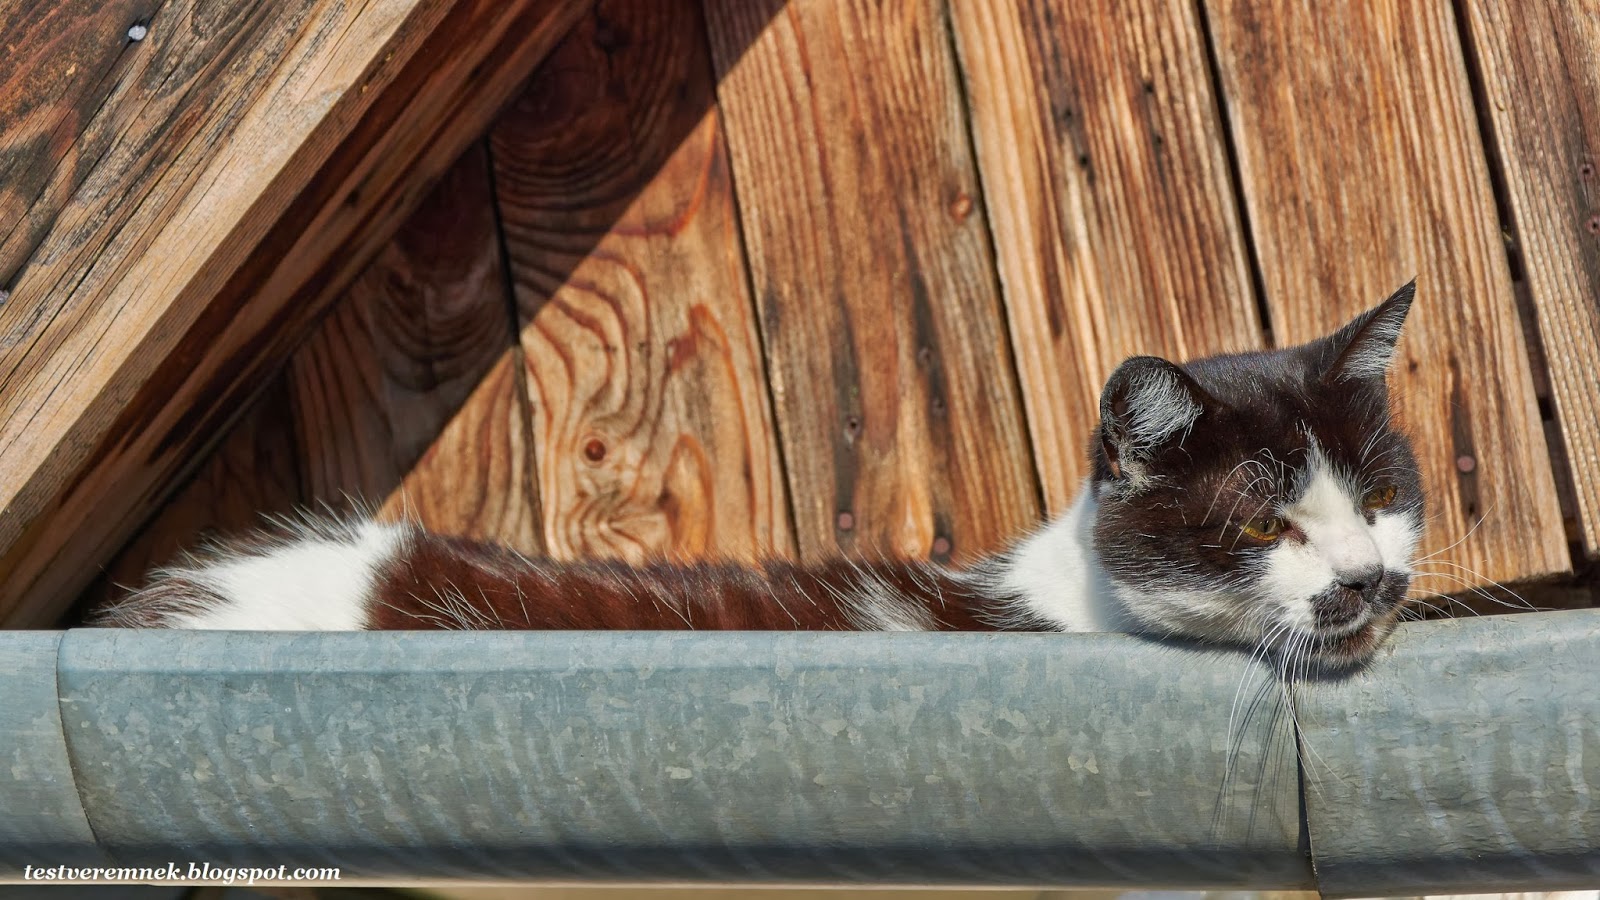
[1204,0,1569,586]
[376,354,545,555]
[1463,0,1600,560]
[492,0,793,563]
[705,0,1041,562]
[289,142,543,554]
[949,0,1261,511]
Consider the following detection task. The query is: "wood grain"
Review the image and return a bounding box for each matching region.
[87,143,541,618]
[949,0,1261,511]
[1204,0,1570,587]
[82,380,303,617]
[704,0,1041,563]
[1462,0,1600,560]
[377,352,545,557]
[0,0,589,626]
[0,0,158,284]
[290,142,543,555]
[493,0,793,563]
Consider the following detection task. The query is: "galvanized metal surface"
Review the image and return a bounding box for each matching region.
[35,629,1305,886]
[0,631,105,871]
[1294,610,1600,898]
[4,612,1599,890]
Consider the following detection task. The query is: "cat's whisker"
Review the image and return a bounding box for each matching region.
[1407,587,1485,618]
[1410,563,1542,613]
[1228,494,1276,551]
[1411,558,1537,609]
[1227,618,1291,753]
[1206,458,1267,523]
[1272,632,1338,796]
[1214,472,1272,542]
[1400,593,1458,620]
[1412,502,1499,564]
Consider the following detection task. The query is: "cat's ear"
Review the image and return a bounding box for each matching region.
[1098,356,1212,480]
[1323,279,1416,383]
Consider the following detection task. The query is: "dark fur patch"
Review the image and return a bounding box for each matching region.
[366,529,1010,631]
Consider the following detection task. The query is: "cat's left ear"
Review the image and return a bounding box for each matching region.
[1322,279,1416,383]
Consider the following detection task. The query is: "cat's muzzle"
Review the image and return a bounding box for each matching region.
[1305,570,1411,665]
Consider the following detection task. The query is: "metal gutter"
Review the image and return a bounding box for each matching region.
[0,631,105,871]
[1296,610,1600,898]
[2,612,1596,892]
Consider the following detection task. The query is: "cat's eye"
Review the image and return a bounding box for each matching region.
[1362,484,1398,510]
[1241,515,1285,541]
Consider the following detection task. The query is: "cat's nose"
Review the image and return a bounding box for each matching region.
[1337,565,1384,596]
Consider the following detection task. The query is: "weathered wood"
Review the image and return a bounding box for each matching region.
[705,0,1041,562]
[1204,0,1569,586]
[1462,0,1600,560]
[289,142,543,554]
[494,0,793,563]
[949,0,1261,512]
[0,0,158,283]
[378,352,546,557]
[0,0,590,626]
[88,143,541,617]
[85,381,303,615]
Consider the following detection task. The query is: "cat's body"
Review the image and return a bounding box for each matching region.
[96,480,1112,635]
[100,283,1425,668]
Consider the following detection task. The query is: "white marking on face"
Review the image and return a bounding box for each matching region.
[1370,507,1423,574]
[1257,446,1416,632]
[1111,584,1261,643]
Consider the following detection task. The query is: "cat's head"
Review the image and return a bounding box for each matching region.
[1091,282,1423,668]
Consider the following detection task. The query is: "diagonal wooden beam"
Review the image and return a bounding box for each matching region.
[0,0,160,282]
[0,0,591,626]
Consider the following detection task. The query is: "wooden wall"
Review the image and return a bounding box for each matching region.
[88,0,1600,615]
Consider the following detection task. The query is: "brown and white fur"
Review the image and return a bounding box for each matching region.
[98,283,1425,669]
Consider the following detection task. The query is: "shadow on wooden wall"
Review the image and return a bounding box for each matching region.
[82,0,796,615]
[43,0,1600,623]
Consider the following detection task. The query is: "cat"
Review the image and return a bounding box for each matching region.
[97,281,1424,670]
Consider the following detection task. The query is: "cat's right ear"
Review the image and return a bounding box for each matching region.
[1098,356,1212,481]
